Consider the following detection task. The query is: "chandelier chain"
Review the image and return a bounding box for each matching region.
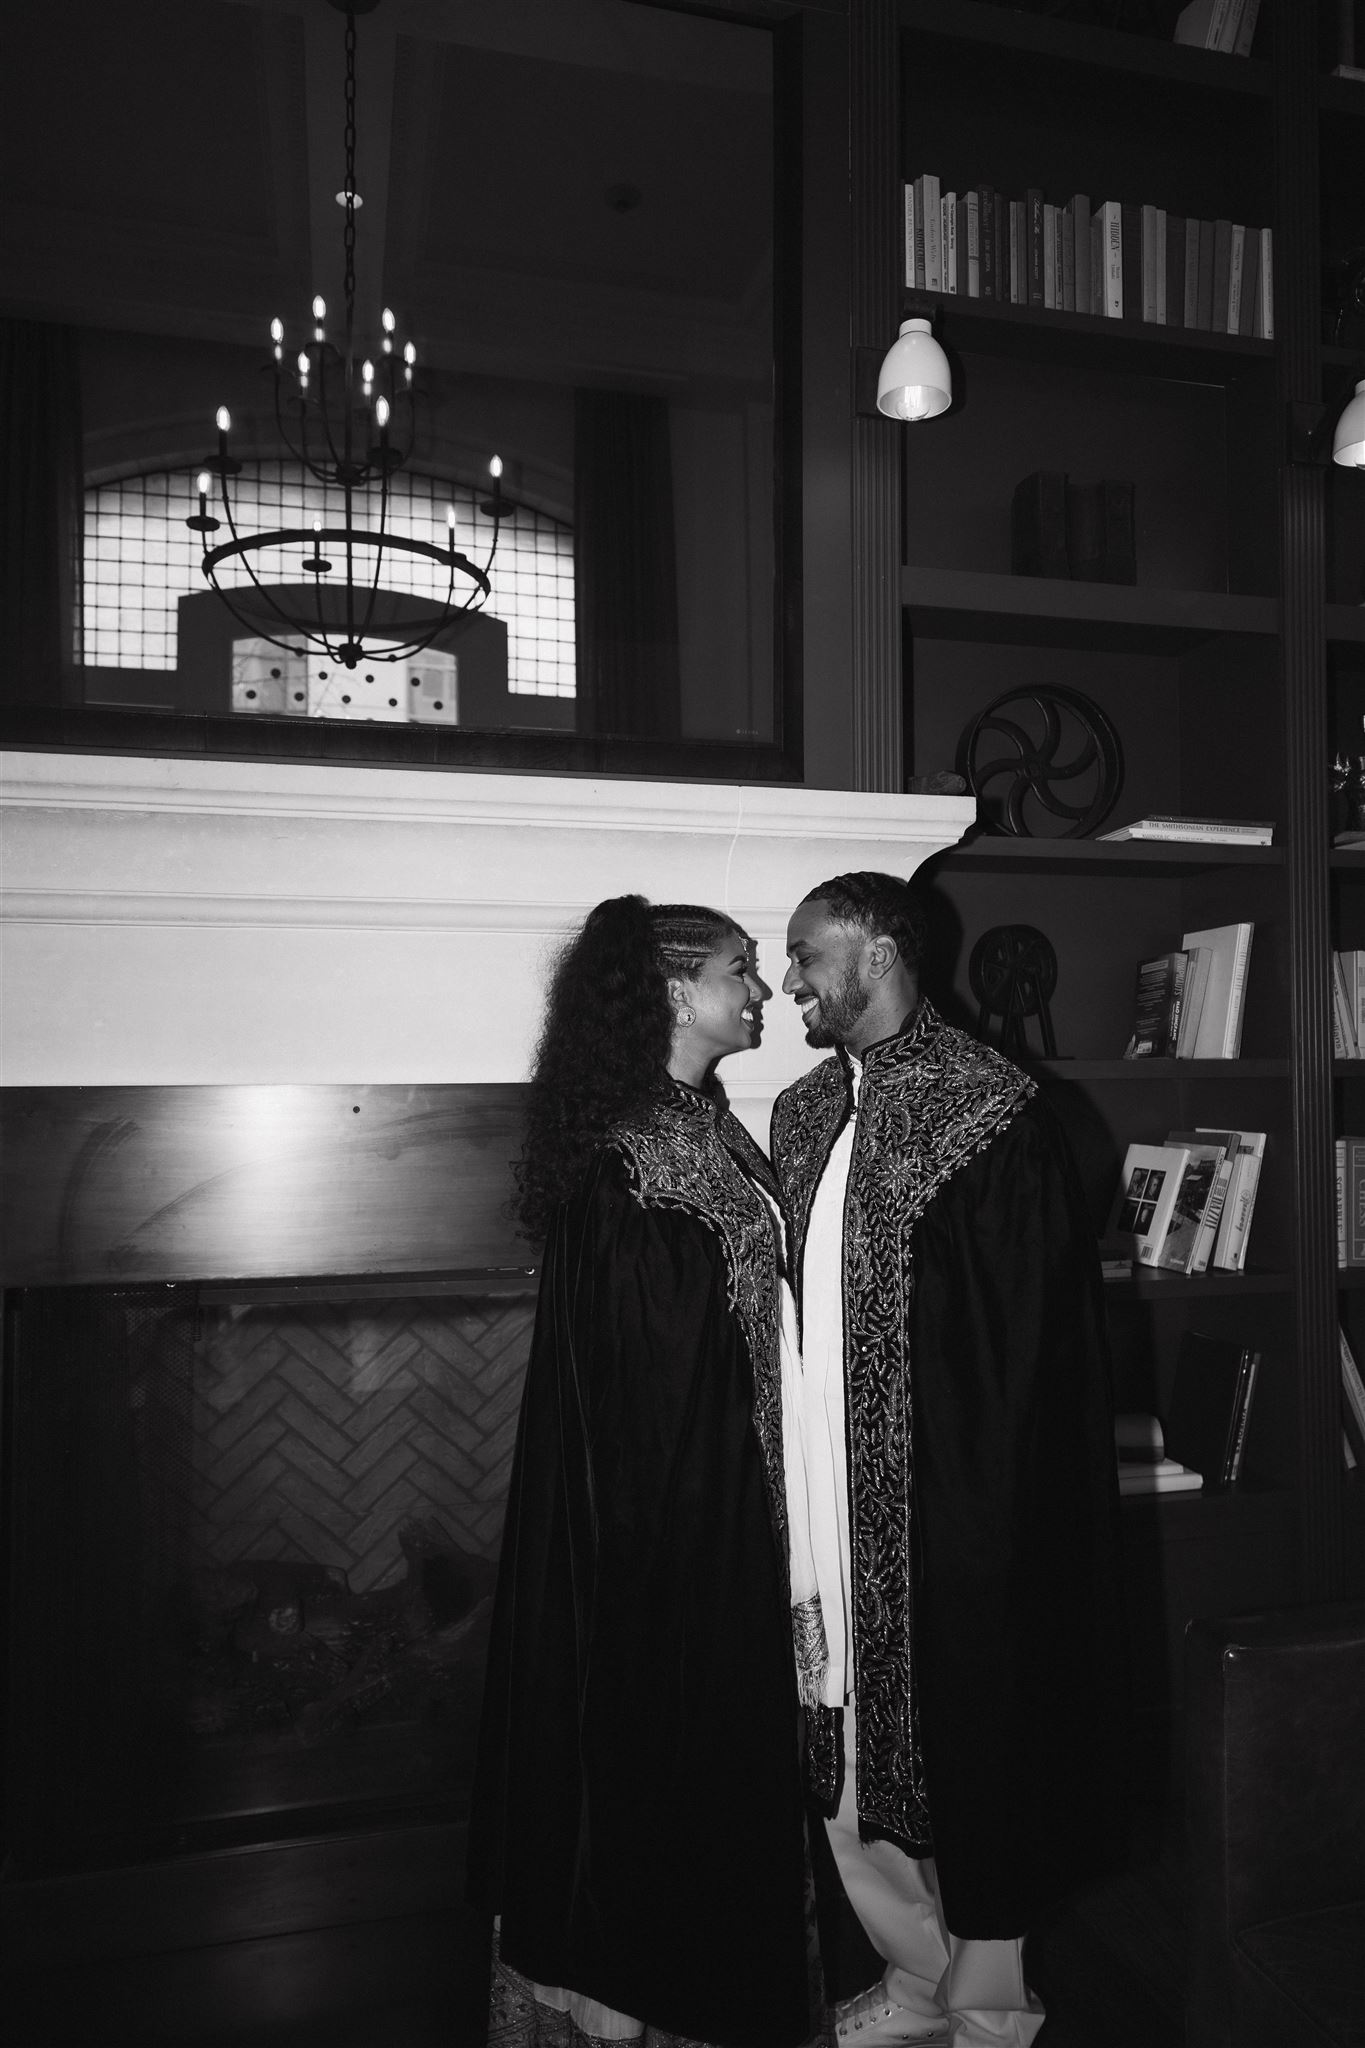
[343,7,358,324]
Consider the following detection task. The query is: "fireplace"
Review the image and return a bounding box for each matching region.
[4,1273,534,1876]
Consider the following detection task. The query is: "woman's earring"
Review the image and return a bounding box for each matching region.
[676,1005,695,1027]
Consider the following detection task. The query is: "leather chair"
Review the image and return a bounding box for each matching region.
[1184,1602,1365,2047]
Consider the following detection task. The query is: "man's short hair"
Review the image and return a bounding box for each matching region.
[800,870,927,975]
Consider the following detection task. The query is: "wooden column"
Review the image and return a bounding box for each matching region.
[848,0,902,792]
[1275,0,1343,1599]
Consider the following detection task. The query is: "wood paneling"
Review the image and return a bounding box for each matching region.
[0,1085,531,1286]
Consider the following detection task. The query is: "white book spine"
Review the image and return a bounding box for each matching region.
[1228,1141,1265,1270]
[904,183,917,290]
[966,190,980,297]
[1043,204,1058,308]
[1258,227,1273,338]
[943,195,956,293]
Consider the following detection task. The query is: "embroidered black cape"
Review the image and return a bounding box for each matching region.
[771,1002,1127,1939]
[467,1084,815,2048]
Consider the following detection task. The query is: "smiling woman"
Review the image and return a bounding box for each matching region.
[468,893,819,2048]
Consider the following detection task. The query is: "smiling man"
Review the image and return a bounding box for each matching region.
[772,871,1127,2048]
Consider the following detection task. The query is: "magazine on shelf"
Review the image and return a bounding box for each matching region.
[1108,1143,1192,1266]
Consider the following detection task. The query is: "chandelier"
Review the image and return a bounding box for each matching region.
[187,0,501,672]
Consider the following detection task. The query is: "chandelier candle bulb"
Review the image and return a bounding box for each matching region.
[312,294,326,341]
[215,407,231,467]
[381,306,395,355]
[362,360,374,396]
[270,316,284,362]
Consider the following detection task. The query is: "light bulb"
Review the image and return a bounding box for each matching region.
[403,341,416,365]
[312,295,326,321]
[489,455,503,479]
[375,396,391,429]
[197,472,212,496]
[297,351,310,377]
[216,406,231,433]
[381,308,396,333]
[270,317,284,344]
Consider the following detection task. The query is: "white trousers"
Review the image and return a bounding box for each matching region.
[825,1704,1045,2048]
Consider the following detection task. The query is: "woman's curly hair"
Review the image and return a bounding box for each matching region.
[514,894,743,1238]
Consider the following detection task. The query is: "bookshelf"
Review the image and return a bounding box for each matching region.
[881,0,1365,1717]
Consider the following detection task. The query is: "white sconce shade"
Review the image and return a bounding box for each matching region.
[876,317,952,421]
[1334,379,1365,468]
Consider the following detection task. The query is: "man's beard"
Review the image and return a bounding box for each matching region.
[804,959,870,1047]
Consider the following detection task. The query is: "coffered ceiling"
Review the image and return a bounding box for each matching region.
[1,0,774,388]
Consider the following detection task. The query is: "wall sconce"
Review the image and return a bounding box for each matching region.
[1287,375,1365,466]
[875,317,953,421]
[1335,380,1365,468]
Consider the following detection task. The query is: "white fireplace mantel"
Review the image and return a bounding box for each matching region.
[1,750,975,1129]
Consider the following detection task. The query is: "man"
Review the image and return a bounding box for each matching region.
[771,872,1126,2047]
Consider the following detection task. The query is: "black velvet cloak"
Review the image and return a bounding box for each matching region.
[467,1085,815,2048]
[770,1001,1128,1940]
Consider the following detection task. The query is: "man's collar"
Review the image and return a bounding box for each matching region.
[836,997,930,1074]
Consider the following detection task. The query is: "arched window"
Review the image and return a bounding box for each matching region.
[83,461,575,698]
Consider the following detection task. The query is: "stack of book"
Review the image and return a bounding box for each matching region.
[1330,949,1365,1057]
[904,175,1273,338]
[1173,0,1262,54]
[1115,1411,1201,1495]
[1109,1125,1266,1274]
[1099,816,1273,847]
[1121,921,1255,1061]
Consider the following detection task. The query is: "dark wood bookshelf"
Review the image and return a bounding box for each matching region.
[889,0,1352,1633]
[895,0,1273,97]
[934,837,1282,877]
[900,565,1277,650]
[900,288,1276,381]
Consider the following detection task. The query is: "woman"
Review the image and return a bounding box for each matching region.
[468,896,819,2048]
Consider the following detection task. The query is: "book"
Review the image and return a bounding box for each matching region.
[1043,202,1058,309]
[1332,952,1358,1058]
[1154,1145,1224,1272]
[1118,1458,1203,1496]
[1141,204,1161,323]
[1238,225,1260,337]
[994,190,1009,301]
[1066,481,1106,583]
[1097,200,1122,317]
[1232,0,1263,57]
[1174,947,1212,1057]
[1165,1126,1236,1269]
[1121,202,1142,322]
[1010,198,1025,304]
[1101,478,1136,584]
[1011,471,1071,578]
[1257,226,1273,338]
[1184,216,1200,326]
[944,192,958,294]
[955,195,968,298]
[1072,193,1091,317]
[1109,1142,1192,1265]
[1196,217,1216,329]
[1180,922,1254,1058]
[1026,187,1044,307]
[1174,0,1238,48]
[1341,1327,1365,1464]
[1097,815,1273,843]
[1204,1127,1265,1270]
[904,182,918,288]
[1227,223,1246,333]
[1166,212,1186,329]
[1211,218,1234,330]
[1124,950,1190,1059]
[979,182,997,299]
[921,173,942,292]
[1164,1330,1261,1490]
[1336,1136,1365,1266]
[1061,196,1076,312]
[965,190,981,297]
[1349,949,1365,1053]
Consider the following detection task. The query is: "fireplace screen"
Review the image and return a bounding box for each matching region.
[3,1279,533,1873]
